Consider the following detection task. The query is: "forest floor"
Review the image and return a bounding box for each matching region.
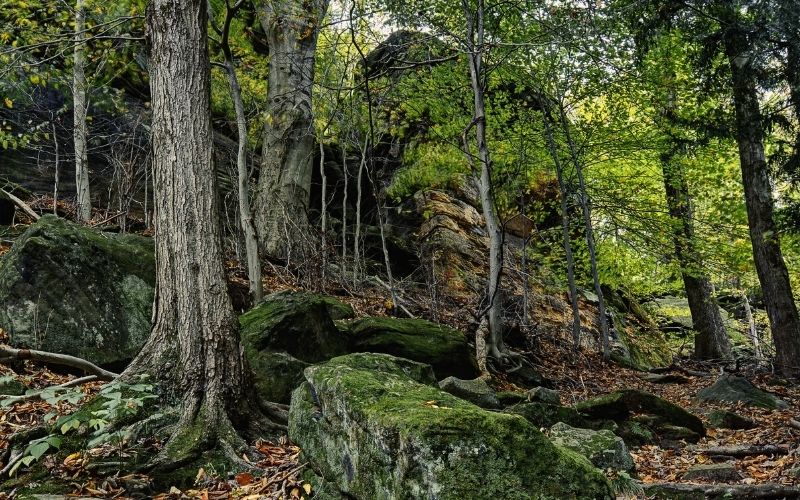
[1,208,798,498]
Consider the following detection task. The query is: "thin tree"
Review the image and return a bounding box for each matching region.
[211,0,263,303]
[121,0,277,466]
[73,0,91,222]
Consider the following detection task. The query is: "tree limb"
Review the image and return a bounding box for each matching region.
[0,345,117,380]
[0,188,40,221]
[0,375,100,404]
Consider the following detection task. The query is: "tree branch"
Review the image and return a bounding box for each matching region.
[0,345,117,380]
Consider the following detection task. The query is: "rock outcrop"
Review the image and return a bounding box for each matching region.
[0,216,154,367]
[290,353,612,499]
[548,422,635,472]
[697,375,789,410]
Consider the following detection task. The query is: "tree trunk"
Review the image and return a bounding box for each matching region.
[543,110,582,350]
[661,153,731,360]
[723,19,800,379]
[52,120,59,215]
[254,0,329,261]
[73,0,91,222]
[462,0,508,368]
[122,0,268,466]
[558,103,610,360]
[219,1,262,304]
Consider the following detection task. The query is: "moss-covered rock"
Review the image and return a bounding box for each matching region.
[548,422,635,472]
[496,391,528,407]
[240,291,351,363]
[707,409,756,430]
[0,215,154,366]
[697,375,789,409]
[245,350,310,404]
[505,402,590,429]
[603,288,672,371]
[575,390,704,436]
[290,353,612,499]
[438,376,500,409]
[340,317,480,379]
[0,375,26,396]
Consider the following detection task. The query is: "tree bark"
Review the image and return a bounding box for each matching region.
[723,16,800,379]
[255,0,329,261]
[122,0,268,466]
[661,153,731,360]
[73,0,91,222]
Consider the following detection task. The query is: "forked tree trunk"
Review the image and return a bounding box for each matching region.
[73,0,91,222]
[255,0,329,261]
[122,0,265,465]
[661,153,731,360]
[723,18,800,379]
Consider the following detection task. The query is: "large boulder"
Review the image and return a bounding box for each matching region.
[0,216,154,366]
[290,353,612,499]
[341,317,480,379]
[548,422,635,472]
[697,375,789,410]
[240,291,351,364]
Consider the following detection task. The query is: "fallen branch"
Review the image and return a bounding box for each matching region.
[373,276,416,318]
[0,345,118,380]
[0,188,40,221]
[0,375,99,404]
[789,419,800,431]
[697,444,790,458]
[90,211,125,227]
[641,482,800,499]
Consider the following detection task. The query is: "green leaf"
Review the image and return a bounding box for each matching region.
[27,441,50,460]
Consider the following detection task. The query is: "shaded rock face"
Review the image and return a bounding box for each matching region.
[0,216,154,367]
[603,287,673,371]
[289,353,612,500]
[697,375,789,409]
[414,189,488,301]
[707,409,756,430]
[682,463,741,482]
[505,402,590,430]
[241,293,479,403]
[549,422,635,472]
[575,389,705,445]
[342,317,480,380]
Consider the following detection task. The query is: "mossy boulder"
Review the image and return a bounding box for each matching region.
[0,375,26,396]
[0,215,154,366]
[697,375,789,409]
[707,409,756,430]
[602,288,672,371]
[438,376,500,409]
[497,391,528,407]
[340,317,480,379]
[548,422,635,472]
[505,402,590,429]
[245,351,310,404]
[289,353,612,499]
[240,291,351,363]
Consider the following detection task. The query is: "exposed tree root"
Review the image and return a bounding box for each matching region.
[0,346,117,380]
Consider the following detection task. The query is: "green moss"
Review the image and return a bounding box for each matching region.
[291,353,612,499]
[505,402,589,429]
[341,317,480,379]
[496,391,527,407]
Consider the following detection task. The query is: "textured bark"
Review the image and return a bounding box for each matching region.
[73,0,91,222]
[723,15,800,379]
[661,154,731,360]
[122,0,263,464]
[255,0,329,261]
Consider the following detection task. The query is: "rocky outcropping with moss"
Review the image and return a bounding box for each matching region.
[0,216,154,366]
[290,353,612,499]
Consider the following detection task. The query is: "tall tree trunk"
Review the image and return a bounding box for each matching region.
[254,0,329,261]
[723,19,800,379]
[122,0,270,466]
[543,110,582,350]
[558,103,610,360]
[661,152,731,360]
[218,0,262,304]
[73,0,91,222]
[462,0,509,368]
[52,120,59,215]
